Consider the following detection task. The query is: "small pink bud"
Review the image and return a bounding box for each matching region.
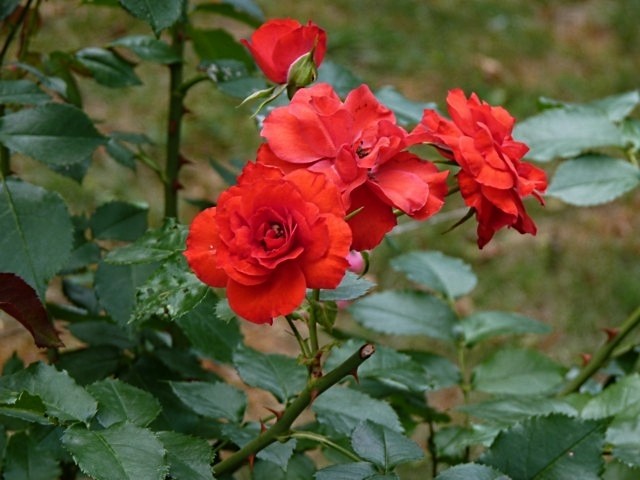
[346,250,365,275]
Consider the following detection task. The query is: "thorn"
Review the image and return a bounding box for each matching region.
[182,106,192,116]
[178,155,192,167]
[172,180,184,191]
[309,388,319,404]
[259,421,267,433]
[168,119,178,135]
[248,453,255,471]
[349,368,359,384]
[580,353,592,366]
[265,407,283,420]
[603,327,619,342]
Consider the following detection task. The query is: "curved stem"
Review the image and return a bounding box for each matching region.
[212,343,375,477]
[289,431,362,462]
[0,0,35,65]
[308,289,321,355]
[285,315,310,359]
[558,305,640,396]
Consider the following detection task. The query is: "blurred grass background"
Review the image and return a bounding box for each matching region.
[23,0,640,362]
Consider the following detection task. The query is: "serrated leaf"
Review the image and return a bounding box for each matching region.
[176,291,242,364]
[3,431,61,480]
[257,438,297,469]
[349,291,457,341]
[69,321,135,349]
[95,261,159,326]
[88,378,162,428]
[436,463,511,480]
[0,103,105,166]
[375,86,437,127]
[460,311,551,347]
[514,105,626,162]
[606,402,640,468]
[351,420,423,469]
[105,218,187,264]
[105,136,137,168]
[110,35,180,63]
[435,424,501,461]
[156,431,214,480]
[75,47,142,88]
[547,154,640,206]
[472,348,565,395]
[253,453,316,479]
[131,254,209,323]
[313,387,403,436]
[62,422,168,480]
[0,80,51,105]
[319,271,375,302]
[233,347,306,403]
[169,380,246,422]
[0,392,48,424]
[540,91,640,122]
[325,340,435,393]
[404,350,461,390]
[458,396,578,425]
[0,362,97,423]
[12,62,69,99]
[56,346,122,385]
[315,462,377,480]
[0,273,62,348]
[90,201,148,241]
[390,250,477,299]
[119,0,184,35]
[481,414,606,480]
[0,180,73,298]
[581,373,640,419]
[195,0,264,27]
[219,422,296,467]
[190,27,252,65]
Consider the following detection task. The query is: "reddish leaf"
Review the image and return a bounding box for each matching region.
[0,273,63,348]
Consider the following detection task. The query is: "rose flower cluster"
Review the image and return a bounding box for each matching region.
[184,19,547,324]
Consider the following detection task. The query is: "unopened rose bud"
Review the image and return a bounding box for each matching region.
[286,50,318,92]
[346,250,365,275]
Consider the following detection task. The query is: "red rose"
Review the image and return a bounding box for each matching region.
[411,89,547,248]
[241,18,327,85]
[184,163,351,324]
[259,83,448,250]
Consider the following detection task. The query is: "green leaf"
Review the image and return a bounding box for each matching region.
[75,47,142,88]
[95,261,159,325]
[0,103,106,166]
[315,462,377,480]
[472,348,565,395]
[110,35,180,63]
[176,291,242,364]
[0,180,73,298]
[0,80,51,105]
[349,291,457,341]
[458,396,578,425]
[313,387,403,436]
[12,62,69,99]
[606,402,640,468]
[319,271,375,302]
[459,311,551,347]
[105,136,137,168]
[233,347,306,403]
[481,414,606,480]
[435,424,502,461]
[118,0,184,35]
[317,61,362,98]
[0,362,97,423]
[253,453,316,479]
[190,27,252,65]
[581,373,640,419]
[0,273,62,348]
[325,340,436,393]
[219,422,296,467]
[156,431,214,480]
[0,392,48,424]
[105,218,187,264]
[87,378,162,428]
[375,86,437,127]
[351,420,423,469]
[3,431,61,480]
[131,254,209,323]
[169,380,246,422]
[436,463,510,480]
[540,91,640,122]
[69,321,135,350]
[603,460,640,480]
[404,351,461,390]
[194,0,264,27]
[390,250,477,299]
[62,422,168,480]
[257,438,297,470]
[56,346,122,385]
[0,0,20,20]
[90,201,148,241]
[514,105,626,162]
[547,154,640,206]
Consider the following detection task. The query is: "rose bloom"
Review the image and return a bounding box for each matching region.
[259,82,449,251]
[411,88,547,248]
[184,163,351,324]
[240,18,327,85]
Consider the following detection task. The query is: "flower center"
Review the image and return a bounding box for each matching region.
[262,222,287,250]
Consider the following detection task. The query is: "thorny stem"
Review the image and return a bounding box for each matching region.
[558,305,640,396]
[163,11,187,220]
[308,289,321,355]
[0,0,35,64]
[212,343,375,477]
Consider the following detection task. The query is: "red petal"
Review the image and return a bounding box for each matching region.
[347,186,397,251]
[302,214,352,289]
[184,208,228,287]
